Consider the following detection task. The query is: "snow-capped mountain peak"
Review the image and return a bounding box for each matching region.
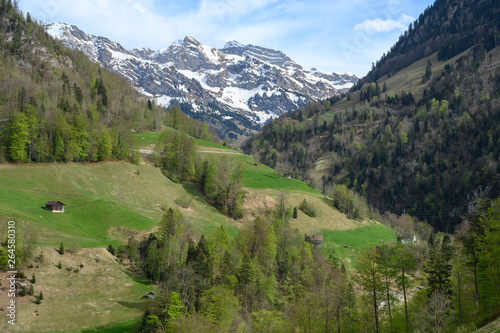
[45,22,359,140]
[224,40,246,49]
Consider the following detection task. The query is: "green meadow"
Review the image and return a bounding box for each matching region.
[0,162,235,248]
[0,130,396,332]
[322,222,396,263]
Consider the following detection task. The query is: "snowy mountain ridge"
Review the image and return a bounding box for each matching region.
[46,22,359,139]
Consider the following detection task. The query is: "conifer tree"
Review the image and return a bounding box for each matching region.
[145,239,159,281]
[425,234,453,297]
[422,59,432,83]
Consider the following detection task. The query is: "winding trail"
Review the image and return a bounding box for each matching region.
[138,149,245,156]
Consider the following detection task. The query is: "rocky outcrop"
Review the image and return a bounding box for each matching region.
[46,23,359,139]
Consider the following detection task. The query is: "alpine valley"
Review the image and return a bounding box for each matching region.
[2,0,500,332]
[46,22,358,141]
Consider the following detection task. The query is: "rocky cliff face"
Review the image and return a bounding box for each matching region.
[46,23,359,139]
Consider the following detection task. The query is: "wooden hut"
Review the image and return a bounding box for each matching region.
[45,201,65,213]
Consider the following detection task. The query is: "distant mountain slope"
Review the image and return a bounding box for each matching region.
[244,0,500,232]
[46,23,358,140]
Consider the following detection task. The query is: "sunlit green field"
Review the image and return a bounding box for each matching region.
[322,222,396,263]
[0,162,236,247]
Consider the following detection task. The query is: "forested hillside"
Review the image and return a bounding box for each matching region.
[122,195,500,333]
[244,0,500,232]
[354,0,500,88]
[0,1,217,164]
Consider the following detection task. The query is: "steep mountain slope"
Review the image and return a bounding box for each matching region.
[45,23,358,140]
[244,0,500,232]
[354,0,500,88]
[0,5,156,164]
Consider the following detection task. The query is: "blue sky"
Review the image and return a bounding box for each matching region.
[20,0,435,76]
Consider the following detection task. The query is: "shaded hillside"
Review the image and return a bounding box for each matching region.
[353,0,500,89]
[0,3,150,163]
[244,0,500,232]
[0,3,216,164]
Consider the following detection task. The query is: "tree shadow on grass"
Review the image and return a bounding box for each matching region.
[321,196,333,207]
[116,300,151,311]
[179,181,207,205]
[122,270,152,286]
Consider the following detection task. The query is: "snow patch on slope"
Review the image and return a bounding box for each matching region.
[45,22,360,134]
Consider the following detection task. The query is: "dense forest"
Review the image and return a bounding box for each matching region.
[244,0,500,232]
[111,196,500,333]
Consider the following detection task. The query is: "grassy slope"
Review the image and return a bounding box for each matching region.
[0,162,234,247]
[0,248,151,333]
[322,222,396,263]
[0,132,395,332]
[133,131,321,194]
[133,130,395,236]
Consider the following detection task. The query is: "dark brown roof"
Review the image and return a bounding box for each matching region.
[45,201,64,205]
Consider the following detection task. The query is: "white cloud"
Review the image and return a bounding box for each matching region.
[354,13,414,33]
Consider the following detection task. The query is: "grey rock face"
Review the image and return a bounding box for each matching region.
[46,23,359,138]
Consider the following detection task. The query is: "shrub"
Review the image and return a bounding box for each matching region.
[59,242,65,255]
[292,207,298,218]
[107,244,116,256]
[330,184,367,219]
[29,284,34,296]
[39,291,44,300]
[57,261,62,269]
[299,199,317,218]
[32,273,36,284]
